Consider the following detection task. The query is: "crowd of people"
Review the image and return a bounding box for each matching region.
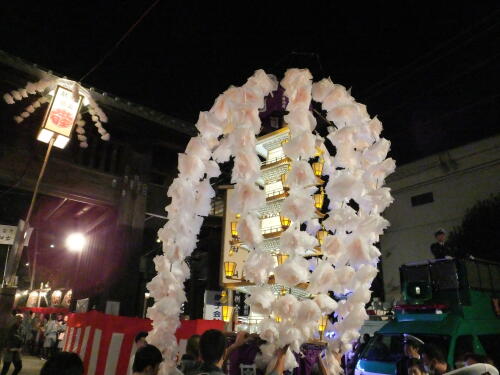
[0,310,67,375]
[1,312,498,375]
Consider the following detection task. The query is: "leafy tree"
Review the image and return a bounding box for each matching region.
[448,193,500,261]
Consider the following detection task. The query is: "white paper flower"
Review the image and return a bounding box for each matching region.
[357,187,394,214]
[321,235,346,265]
[325,171,364,204]
[283,131,317,160]
[237,212,263,248]
[245,69,278,97]
[258,318,280,343]
[272,294,299,320]
[314,293,338,314]
[212,137,232,163]
[356,213,390,244]
[346,236,374,267]
[284,348,299,371]
[278,324,302,353]
[178,153,205,181]
[363,138,391,165]
[322,85,353,112]
[363,158,396,189]
[280,227,318,256]
[281,190,316,223]
[196,111,223,139]
[368,116,383,140]
[247,286,275,315]
[297,299,321,324]
[243,249,275,284]
[285,160,317,188]
[312,78,335,102]
[308,260,338,294]
[323,206,359,233]
[274,256,310,287]
[306,218,321,236]
[284,109,316,134]
[232,150,261,183]
[333,265,355,293]
[204,160,221,179]
[229,183,264,214]
[185,136,211,161]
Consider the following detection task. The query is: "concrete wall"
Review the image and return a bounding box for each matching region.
[380,135,500,302]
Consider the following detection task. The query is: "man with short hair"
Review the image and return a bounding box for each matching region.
[179,334,201,374]
[397,335,423,375]
[188,330,227,375]
[128,331,150,375]
[421,343,448,375]
[40,351,84,375]
[132,344,163,375]
[430,229,451,259]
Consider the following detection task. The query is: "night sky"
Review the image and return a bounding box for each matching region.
[1,1,499,164]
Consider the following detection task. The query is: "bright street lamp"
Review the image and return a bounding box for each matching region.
[66,233,86,252]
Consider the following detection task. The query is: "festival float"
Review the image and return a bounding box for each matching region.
[147,68,395,375]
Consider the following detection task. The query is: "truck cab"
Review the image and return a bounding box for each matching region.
[355,258,500,375]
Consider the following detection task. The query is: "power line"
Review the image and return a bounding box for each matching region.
[362,9,500,99]
[79,0,161,82]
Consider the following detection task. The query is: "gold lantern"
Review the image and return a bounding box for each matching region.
[229,244,239,256]
[280,287,288,296]
[224,261,237,278]
[314,188,325,210]
[235,213,241,219]
[276,253,289,265]
[312,160,324,177]
[280,174,288,189]
[222,305,234,322]
[275,315,282,323]
[280,215,291,229]
[316,227,328,246]
[318,315,329,341]
[231,222,239,238]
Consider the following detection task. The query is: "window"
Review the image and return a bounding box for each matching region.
[454,335,474,366]
[411,192,434,206]
[478,334,500,366]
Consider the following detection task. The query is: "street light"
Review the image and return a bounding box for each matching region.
[66,233,86,252]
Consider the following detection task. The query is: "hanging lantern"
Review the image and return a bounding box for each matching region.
[315,147,324,157]
[235,213,241,219]
[224,261,237,278]
[318,315,329,341]
[231,222,238,238]
[222,305,234,322]
[312,160,324,177]
[314,188,325,210]
[276,253,289,265]
[275,315,282,323]
[280,287,288,296]
[280,215,291,229]
[280,138,289,146]
[316,227,328,246]
[280,174,288,189]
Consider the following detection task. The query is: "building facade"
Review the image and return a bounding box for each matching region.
[380,135,500,301]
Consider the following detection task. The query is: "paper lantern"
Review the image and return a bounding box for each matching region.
[312,160,324,177]
[231,222,239,238]
[222,305,234,322]
[276,253,289,265]
[224,261,237,278]
[280,215,291,229]
[316,227,328,246]
[314,188,325,210]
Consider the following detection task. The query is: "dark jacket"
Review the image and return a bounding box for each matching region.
[430,242,450,259]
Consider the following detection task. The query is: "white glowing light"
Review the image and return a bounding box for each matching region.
[65,232,86,252]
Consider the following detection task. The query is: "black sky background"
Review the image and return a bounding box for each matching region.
[1,1,499,164]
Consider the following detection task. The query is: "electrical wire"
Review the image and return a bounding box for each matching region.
[362,10,500,99]
[79,0,161,82]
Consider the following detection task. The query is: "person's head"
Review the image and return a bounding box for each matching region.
[14,314,23,325]
[40,351,84,375]
[463,352,488,367]
[132,344,163,375]
[199,329,227,367]
[407,358,426,375]
[422,344,447,374]
[434,229,446,243]
[186,334,200,360]
[135,331,148,349]
[57,314,63,321]
[363,334,371,344]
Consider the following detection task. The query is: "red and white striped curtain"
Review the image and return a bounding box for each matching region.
[62,311,152,375]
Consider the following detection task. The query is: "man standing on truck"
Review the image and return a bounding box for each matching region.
[430,229,451,259]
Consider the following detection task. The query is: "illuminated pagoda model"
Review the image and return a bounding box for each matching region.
[220,126,326,329]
